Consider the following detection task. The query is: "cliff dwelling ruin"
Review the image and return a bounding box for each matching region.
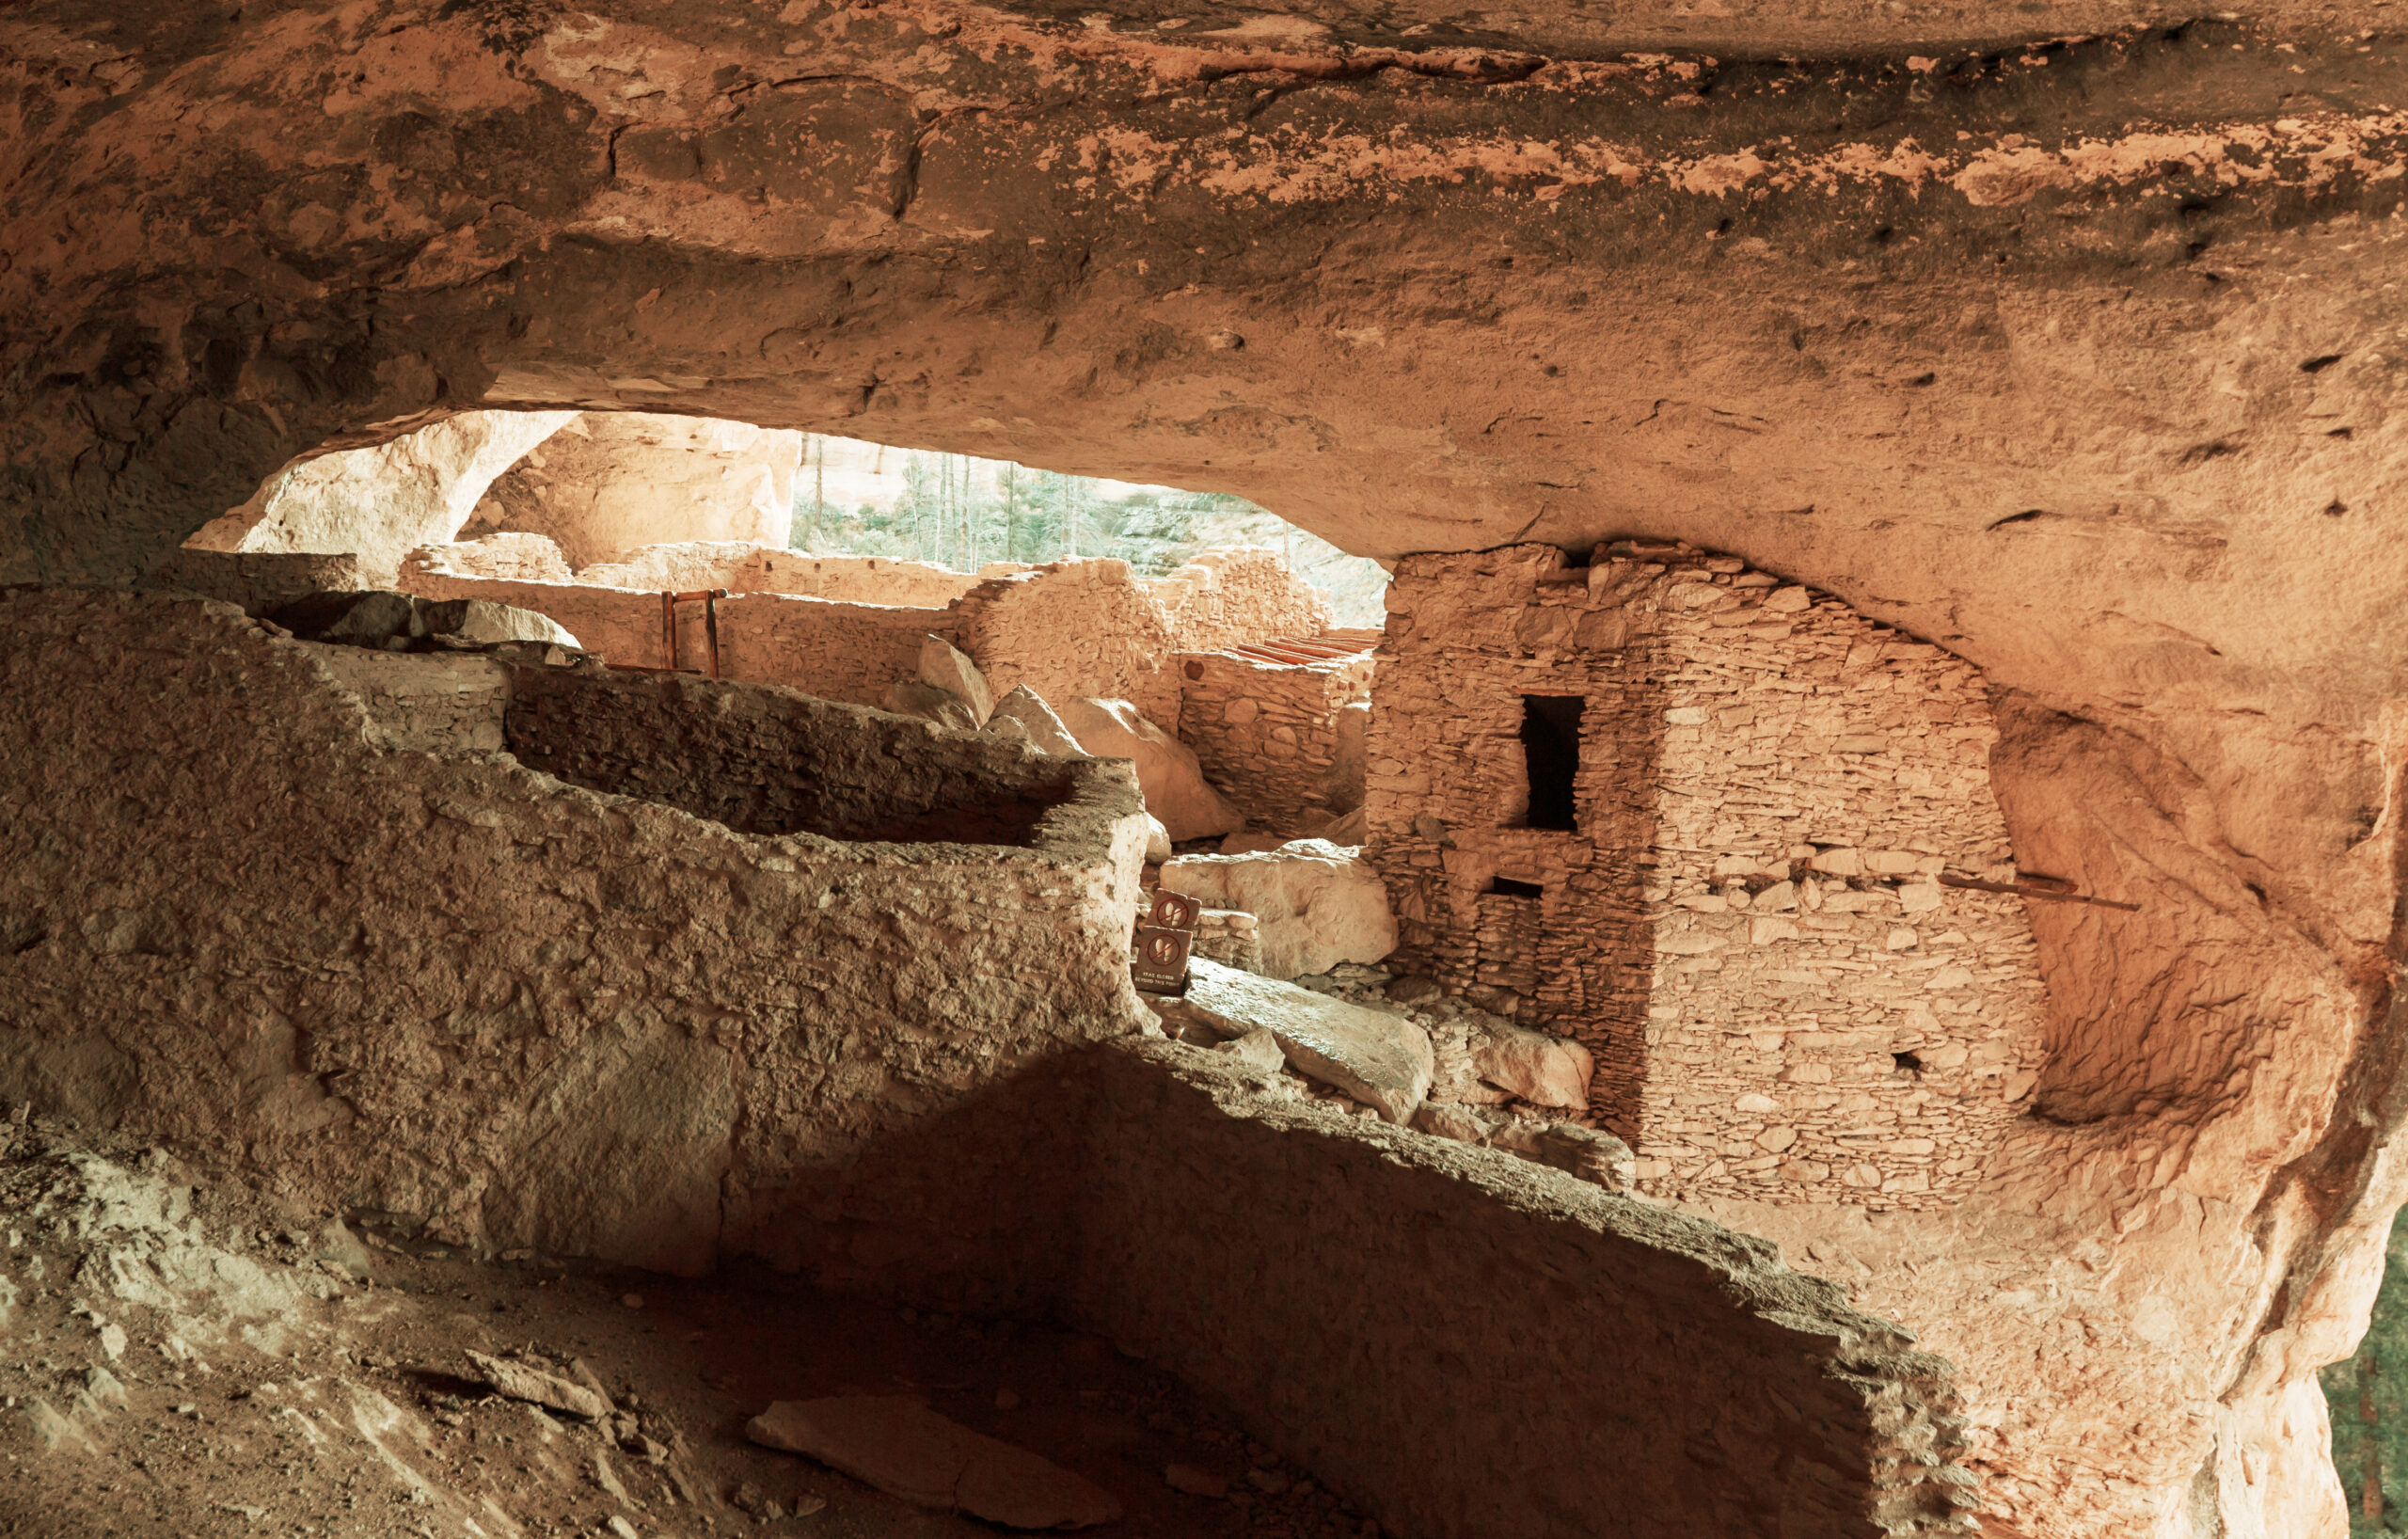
[4,3,2407,1536]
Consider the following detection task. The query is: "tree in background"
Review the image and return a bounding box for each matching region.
[787,436,1391,627]
[2327,1223,2408,1532]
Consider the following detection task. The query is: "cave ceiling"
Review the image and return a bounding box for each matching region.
[2,1,2405,928]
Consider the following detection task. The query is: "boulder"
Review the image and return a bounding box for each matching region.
[982,684,1088,761]
[886,679,981,733]
[1533,1124,1638,1192]
[270,589,422,645]
[1158,840,1398,978]
[418,597,581,649]
[919,634,994,725]
[1056,698,1242,842]
[1412,1102,1502,1145]
[1317,805,1369,848]
[466,1351,612,1420]
[1214,1026,1285,1073]
[1473,1023,1596,1110]
[748,1396,1121,1530]
[1144,815,1172,864]
[1218,833,1291,856]
[1181,959,1433,1122]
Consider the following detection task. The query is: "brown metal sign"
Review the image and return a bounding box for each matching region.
[1132,889,1201,995]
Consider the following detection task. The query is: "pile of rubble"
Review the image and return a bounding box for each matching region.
[1147,960,1635,1194]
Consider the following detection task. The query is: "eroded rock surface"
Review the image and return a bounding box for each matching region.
[2,0,2406,1532]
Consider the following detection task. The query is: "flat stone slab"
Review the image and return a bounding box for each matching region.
[747,1395,1122,1530]
[1182,959,1434,1123]
[465,1351,611,1420]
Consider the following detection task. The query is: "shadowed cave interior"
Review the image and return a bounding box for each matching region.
[5,6,2408,1532]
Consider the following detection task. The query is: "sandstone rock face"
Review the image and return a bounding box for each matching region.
[1056,698,1243,844]
[1159,840,1399,978]
[1180,959,1433,1123]
[4,2,2407,1531]
[467,414,800,568]
[186,412,577,584]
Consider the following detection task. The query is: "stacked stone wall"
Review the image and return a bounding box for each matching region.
[949,558,1185,722]
[308,646,510,754]
[397,559,955,709]
[403,546,1337,738]
[1367,545,2046,1209]
[506,667,1083,847]
[784,1043,1978,1539]
[141,548,372,615]
[0,588,1149,1277]
[1149,547,1332,658]
[1176,651,1372,834]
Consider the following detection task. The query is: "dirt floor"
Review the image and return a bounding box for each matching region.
[0,1118,1379,1539]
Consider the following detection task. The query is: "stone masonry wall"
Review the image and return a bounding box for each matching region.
[397,558,953,708]
[505,667,1083,847]
[949,557,1185,722]
[402,546,1336,735]
[0,588,1150,1277]
[1176,650,1372,833]
[308,646,510,754]
[1367,545,2047,1210]
[774,1041,1980,1539]
[1149,547,1333,658]
[141,548,372,615]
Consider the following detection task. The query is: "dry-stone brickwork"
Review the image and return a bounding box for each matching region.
[786,1042,1980,1539]
[950,558,1183,722]
[1149,547,1332,659]
[308,646,509,754]
[1176,650,1372,834]
[1368,544,2047,1210]
[507,667,1085,847]
[142,548,372,614]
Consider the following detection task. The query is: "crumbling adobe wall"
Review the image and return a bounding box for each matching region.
[771,1040,1979,1539]
[308,645,509,754]
[1176,649,1371,834]
[140,549,372,616]
[578,544,987,608]
[0,587,1150,1277]
[1369,546,2048,1212]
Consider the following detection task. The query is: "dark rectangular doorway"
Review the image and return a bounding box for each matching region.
[1520,694,1584,832]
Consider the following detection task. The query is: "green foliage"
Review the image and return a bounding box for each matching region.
[786,436,1389,625]
[2326,1224,2408,1531]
